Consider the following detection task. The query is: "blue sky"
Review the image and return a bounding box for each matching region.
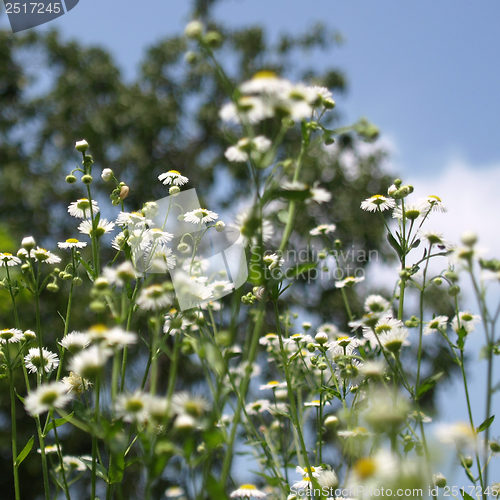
[4,0,500,176]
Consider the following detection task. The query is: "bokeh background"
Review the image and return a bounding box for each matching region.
[1,0,499,496]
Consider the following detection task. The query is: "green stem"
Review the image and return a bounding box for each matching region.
[91,378,100,500]
[53,419,71,500]
[6,347,21,500]
[220,301,266,486]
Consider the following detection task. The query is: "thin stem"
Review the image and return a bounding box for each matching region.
[6,346,21,500]
[91,378,101,500]
[220,301,266,486]
[53,420,71,500]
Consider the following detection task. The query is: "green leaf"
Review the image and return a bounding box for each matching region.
[461,489,474,500]
[477,415,495,433]
[387,232,402,259]
[289,261,317,278]
[416,372,444,399]
[43,412,74,437]
[15,435,34,467]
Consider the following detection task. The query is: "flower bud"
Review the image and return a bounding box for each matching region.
[65,174,77,184]
[185,20,204,39]
[461,232,478,247]
[101,168,113,182]
[184,51,198,64]
[75,139,89,152]
[215,221,226,232]
[448,284,460,297]
[169,185,180,195]
[204,30,222,48]
[94,277,109,290]
[119,185,130,200]
[461,456,473,468]
[324,415,339,428]
[315,332,329,344]
[89,300,106,313]
[490,440,500,453]
[81,174,93,185]
[318,362,328,371]
[21,236,36,250]
[433,473,447,488]
[73,277,83,286]
[46,282,59,293]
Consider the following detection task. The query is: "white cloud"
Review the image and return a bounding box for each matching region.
[409,157,500,256]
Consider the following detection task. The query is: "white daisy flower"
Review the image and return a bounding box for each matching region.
[364,295,391,314]
[183,208,218,224]
[62,372,92,395]
[293,465,324,490]
[100,328,137,349]
[245,399,272,415]
[136,284,173,311]
[24,382,72,416]
[335,275,364,288]
[259,332,279,347]
[363,315,406,349]
[0,328,24,344]
[263,252,283,270]
[224,135,271,163]
[310,224,336,236]
[235,210,274,245]
[310,183,332,204]
[392,202,426,221]
[230,484,267,498]
[32,247,61,264]
[164,486,186,498]
[57,238,87,250]
[379,328,410,353]
[23,329,37,341]
[171,392,209,418]
[116,211,148,228]
[423,195,446,213]
[59,331,90,353]
[435,422,477,451]
[60,455,87,472]
[259,380,286,391]
[111,231,127,251]
[158,170,189,186]
[0,252,22,266]
[69,345,112,379]
[24,347,59,374]
[360,195,396,212]
[78,218,115,237]
[452,312,480,334]
[424,315,448,335]
[67,198,99,219]
[102,262,137,287]
[115,391,150,423]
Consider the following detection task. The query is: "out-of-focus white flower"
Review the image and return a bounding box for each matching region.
[310,224,336,236]
[230,484,267,498]
[24,382,72,416]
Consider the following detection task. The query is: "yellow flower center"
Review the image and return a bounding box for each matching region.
[240,484,257,490]
[354,457,377,479]
[168,170,181,175]
[428,195,442,202]
[66,238,79,244]
[253,70,277,79]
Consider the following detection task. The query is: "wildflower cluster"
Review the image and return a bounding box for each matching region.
[0,19,498,500]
